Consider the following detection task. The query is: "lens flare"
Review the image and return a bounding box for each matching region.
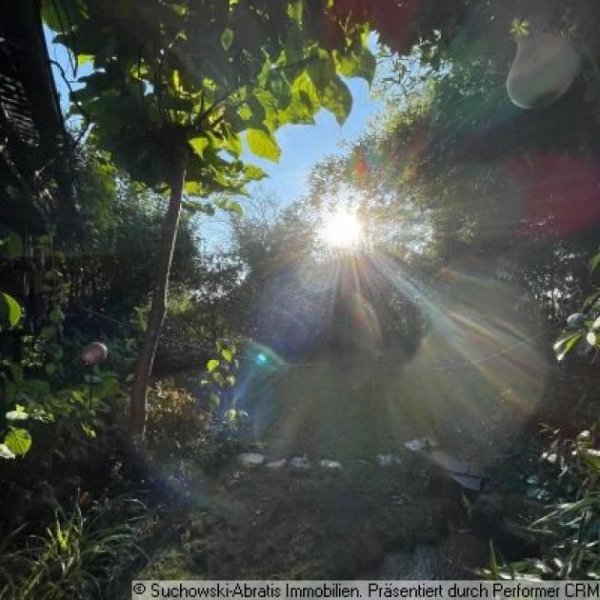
[319,209,363,249]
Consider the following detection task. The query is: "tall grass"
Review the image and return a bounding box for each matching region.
[0,493,147,599]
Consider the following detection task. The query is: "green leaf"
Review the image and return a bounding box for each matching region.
[0,292,22,327]
[336,49,376,85]
[2,230,23,259]
[554,333,582,361]
[207,359,220,372]
[488,540,500,580]
[308,49,335,95]
[244,165,267,181]
[247,128,281,162]
[286,0,303,22]
[322,77,352,125]
[5,428,32,457]
[172,69,181,90]
[214,198,243,216]
[228,201,243,216]
[582,448,600,471]
[169,3,188,17]
[81,423,97,439]
[189,136,210,158]
[183,199,215,215]
[221,348,233,362]
[184,180,208,196]
[590,253,600,273]
[220,28,234,51]
[77,54,94,68]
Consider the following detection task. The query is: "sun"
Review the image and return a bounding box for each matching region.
[319,209,363,250]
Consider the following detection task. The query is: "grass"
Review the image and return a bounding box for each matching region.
[0,493,148,600]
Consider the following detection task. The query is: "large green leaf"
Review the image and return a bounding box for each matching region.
[247,128,281,162]
[0,292,22,328]
[335,48,376,85]
[5,428,32,457]
[321,77,353,125]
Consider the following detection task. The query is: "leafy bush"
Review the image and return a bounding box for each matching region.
[146,383,213,460]
[518,429,599,579]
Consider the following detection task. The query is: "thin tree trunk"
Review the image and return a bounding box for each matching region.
[129,153,187,438]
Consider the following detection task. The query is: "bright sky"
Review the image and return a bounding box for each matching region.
[47,31,382,249]
[207,77,381,248]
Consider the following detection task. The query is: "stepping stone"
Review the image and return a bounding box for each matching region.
[404,437,438,452]
[289,456,310,469]
[319,459,342,470]
[238,452,265,467]
[266,459,287,469]
[404,440,488,492]
[376,453,401,467]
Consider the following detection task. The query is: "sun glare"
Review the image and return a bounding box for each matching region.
[319,209,363,250]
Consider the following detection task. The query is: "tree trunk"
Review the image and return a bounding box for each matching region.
[129,153,187,438]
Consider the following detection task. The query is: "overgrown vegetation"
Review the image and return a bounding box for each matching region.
[1,0,600,595]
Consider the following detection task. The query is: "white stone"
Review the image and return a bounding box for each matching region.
[289,456,310,469]
[405,439,428,452]
[238,452,265,466]
[0,444,15,459]
[376,453,400,467]
[319,459,342,470]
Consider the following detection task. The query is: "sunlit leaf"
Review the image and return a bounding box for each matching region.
[0,292,22,328]
[206,359,219,372]
[4,428,32,457]
[189,136,210,158]
[555,333,582,361]
[589,253,600,273]
[5,405,29,422]
[77,54,94,67]
[247,128,281,162]
[244,165,267,180]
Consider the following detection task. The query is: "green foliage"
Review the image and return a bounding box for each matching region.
[146,383,213,460]
[4,427,33,457]
[0,358,123,463]
[554,252,600,361]
[488,429,599,580]
[201,340,239,411]
[0,291,22,329]
[46,0,374,194]
[0,493,147,600]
